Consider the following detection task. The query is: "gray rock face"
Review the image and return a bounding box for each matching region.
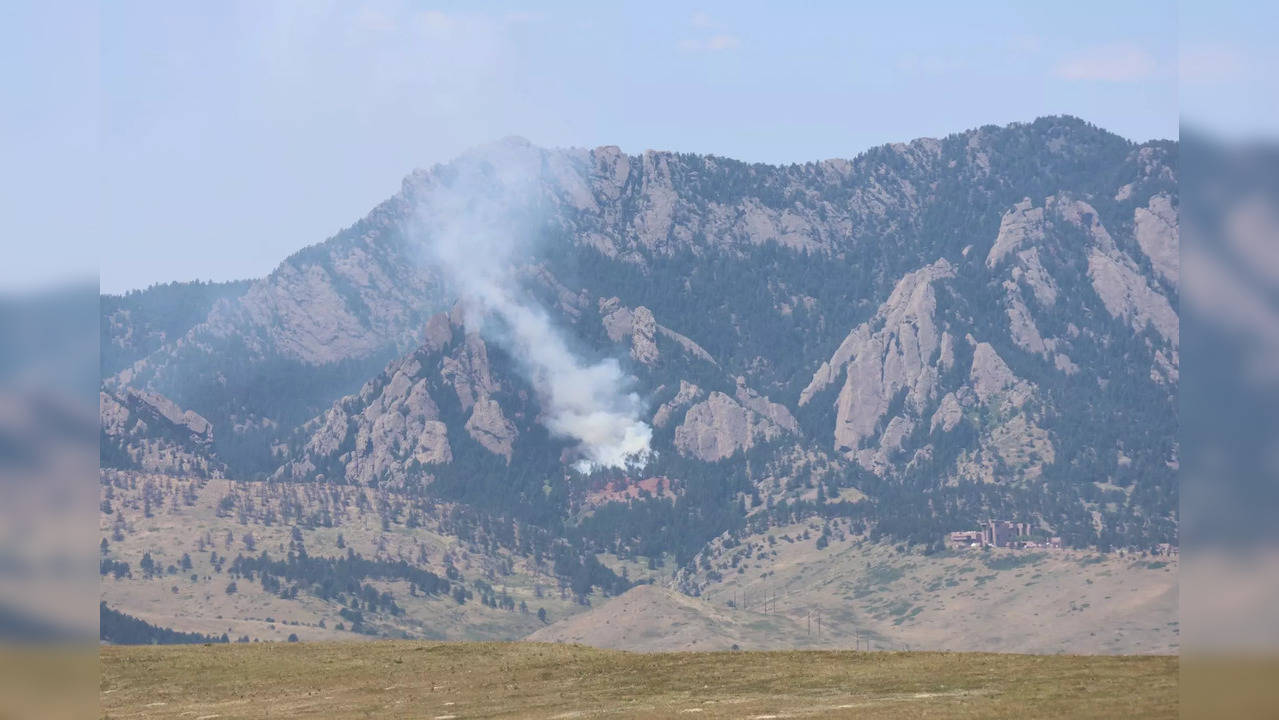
[441,333,498,414]
[961,342,1054,482]
[801,258,955,467]
[105,193,446,476]
[629,307,660,365]
[275,311,528,484]
[422,312,454,353]
[100,279,252,377]
[599,298,714,367]
[465,398,517,461]
[986,195,1178,386]
[801,235,1068,482]
[733,378,799,435]
[930,392,963,433]
[169,224,438,370]
[1087,240,1179,345]
[674,383,797,462]
[473,130,942,263]
[969,342,1028,406]
[653,381,703,429]
[1041,196,1178,345]
[275,350,454,485]
[987,197,1072,369]
[1134,194,1179,287]
[673,393,759,462]
[987,198,1047,269]
[100,388,221,477]
[657,326,717,366]
[599,298,635,343]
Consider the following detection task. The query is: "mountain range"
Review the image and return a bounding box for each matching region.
[99,116,1179,650]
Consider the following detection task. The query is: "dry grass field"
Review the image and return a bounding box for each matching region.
[675,519,1179,654]
[100,641,1177,719]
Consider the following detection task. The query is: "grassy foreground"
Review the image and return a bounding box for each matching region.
[100,641,1176,719]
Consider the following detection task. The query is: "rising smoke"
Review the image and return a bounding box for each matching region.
[412,140,652,472]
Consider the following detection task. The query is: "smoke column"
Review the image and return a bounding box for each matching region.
[413,140,652,472]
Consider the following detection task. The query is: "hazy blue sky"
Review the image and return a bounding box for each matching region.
[2,2,1201,293]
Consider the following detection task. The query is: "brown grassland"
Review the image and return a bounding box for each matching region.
[100,641,1177,719]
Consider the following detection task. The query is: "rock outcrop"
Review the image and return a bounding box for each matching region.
[953,342,1054,482]
[1088,242,1179,345]
[1047,196,1178,345]
[930,392,963,433]
[733,378,799,435]
[599,298,715,367]
[100,388,222,477]
[599,300,660,364]
[1134,194,1178,287]
[986,197,1073,370]
[986,195,1177,383]
[464,398,518,461]
[801,259,955,468]
[274,349,454,485]
[629,307,660,365]
[653,381,703,429]
[274,311,529,484]
[674,383,798,462]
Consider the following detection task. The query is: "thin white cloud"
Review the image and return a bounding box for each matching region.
[1054,43,1158,82]
[681,12,739,52]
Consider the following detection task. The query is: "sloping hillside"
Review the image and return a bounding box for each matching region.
[527,583,816,651]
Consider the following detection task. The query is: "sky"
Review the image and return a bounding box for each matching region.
[0,1,1216,294]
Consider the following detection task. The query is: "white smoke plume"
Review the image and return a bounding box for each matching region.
[412,140,652,472]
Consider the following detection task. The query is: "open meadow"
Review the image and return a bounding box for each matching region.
[100,641,1177,719]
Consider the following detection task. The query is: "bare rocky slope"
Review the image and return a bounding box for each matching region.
[99,116,1179,651]
[100,387,223,478]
